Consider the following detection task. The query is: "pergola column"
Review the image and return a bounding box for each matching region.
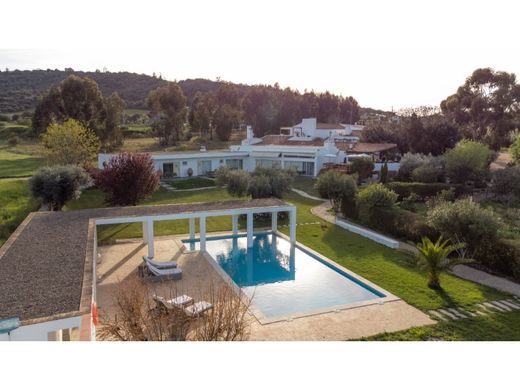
[200,216,206,252]
[271,211,278,233]
[232,214,239,235]
[189,217,195,240]
[142,221,148,244]
[289,208,296,243]
[145,219,154,258]
[247,212,253,248]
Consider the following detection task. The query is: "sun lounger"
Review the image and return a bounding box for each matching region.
[183,301,213,317]
[139,262,182,281]
[152,294,194,311]
[142,256,177,269]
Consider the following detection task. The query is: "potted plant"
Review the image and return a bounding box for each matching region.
[187,167,193,177]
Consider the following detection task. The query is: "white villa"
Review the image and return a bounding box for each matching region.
[98,118,400,177]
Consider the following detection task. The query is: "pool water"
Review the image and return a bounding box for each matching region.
[184,233,384,320]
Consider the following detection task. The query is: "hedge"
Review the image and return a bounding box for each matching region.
[386,182,464,200]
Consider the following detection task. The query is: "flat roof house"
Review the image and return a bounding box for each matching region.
[98,118,399,178]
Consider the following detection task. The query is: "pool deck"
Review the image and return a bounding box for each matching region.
[96,236,435,341]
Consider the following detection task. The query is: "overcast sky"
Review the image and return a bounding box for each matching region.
[1,0,519,111]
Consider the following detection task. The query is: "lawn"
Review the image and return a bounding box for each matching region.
[292,176,321,198]
[0,148,43,178]
[0,179,39,247]
[363,311,520,340]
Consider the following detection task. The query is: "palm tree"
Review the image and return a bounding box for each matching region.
[416,236,469,290]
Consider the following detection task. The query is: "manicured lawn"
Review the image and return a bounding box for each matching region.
[292,176,321,198]
[0,179,39,247]
[0,149,43,178]
[363,311,520,340]
[163,177,215,189]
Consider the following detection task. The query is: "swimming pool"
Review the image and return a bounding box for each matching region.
[183,232,386,322]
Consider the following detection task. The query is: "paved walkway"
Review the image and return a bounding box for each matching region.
[291,188,326,201]
[160,182,217,192]
[452,265,520,296]
[490,152,512,172]
[428,297,520,322]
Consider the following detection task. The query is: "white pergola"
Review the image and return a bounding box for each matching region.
[95,201,297,257]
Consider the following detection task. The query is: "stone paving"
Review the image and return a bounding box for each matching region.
[428,297,520,321]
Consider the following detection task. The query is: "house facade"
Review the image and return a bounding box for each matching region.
[98,118,399,178]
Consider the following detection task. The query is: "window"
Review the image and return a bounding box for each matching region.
[226,159,243,170]
[284,161,315,176]
[182,161,188,166]
[255,159,281,169]
[197,160,212,175]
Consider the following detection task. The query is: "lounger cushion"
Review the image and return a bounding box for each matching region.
[184,301,213,316]
[143,256,177,269]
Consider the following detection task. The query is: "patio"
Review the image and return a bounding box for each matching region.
[96,236,435,341]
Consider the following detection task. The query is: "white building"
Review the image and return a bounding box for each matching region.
[98,118,399,178]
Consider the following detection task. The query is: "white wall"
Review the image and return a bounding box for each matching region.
[374,162,400,172]
[0,316,83,341]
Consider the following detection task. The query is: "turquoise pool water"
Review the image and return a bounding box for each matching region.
[183,233,384,320]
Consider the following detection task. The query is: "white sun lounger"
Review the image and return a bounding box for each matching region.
[143,256,177,269]
[184,301,213,317]
[152,294,194,310]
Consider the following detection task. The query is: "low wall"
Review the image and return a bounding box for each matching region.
[336,219,400,249]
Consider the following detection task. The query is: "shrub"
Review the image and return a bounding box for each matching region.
[248,175,272,199]
[349,157,374,183]
[398,153,444,181]
[215,166,231,187]
[490,166,520,198]
[372,207,436,242]
[399,192,421,212]
[250,168,294,199]
[316,171,357,212]
[357,183,398,224]
[387,182,463,201]
[510,134,520,165]
[426,198,499,252]
[444,140,494,184]
[94,153,160,206]
[226,170,250,197]
[29,165,92,210]
[473,238,520,281]
[379,162,388,184]
[411,165,439,183]
[7,135,19,146]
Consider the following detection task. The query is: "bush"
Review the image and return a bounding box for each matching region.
[387,182,463,201]
[226,170,250,197]
[316,171,357,212]
[490,166,520,198]
[250,168,294,199]
[7,135,19,146]
[474,238,520,281]
[444,140,494,184]
[29,165,92,210]
[95,153,160,206]
[411,165,439,183]
[367,207,436,242]
[248,175,272,199]
[510,134,520,165]
[399,192,421,212]
[357,183,398,224]
[426,198,499,251]
[349,157,374,183]
[215,166,231,187]
[379,162,388,184]
[398,153,444,181]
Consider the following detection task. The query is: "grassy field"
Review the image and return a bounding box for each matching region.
[163,177,215,189]
[292,176,321,198]
[363,311,520,340]
[0,148,43,178]
[0,179,39,247]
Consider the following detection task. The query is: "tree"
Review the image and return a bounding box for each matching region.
[315,171,357,212]
[213,104,238,141]
[190,92,216,139]
[349,157,374,183]
[444,140,494,184]
[415,236,467,289]
[41,119,100,165]
[510,133,520,164]
[226,170,250,197]
[29,165,92,211]
[102,92,126,148]
[147,82,187,146]
[94,153,160,206]
[379,162,388,184]
[250,168,294,199]
[441,68,520,149]
[32,75,125,149]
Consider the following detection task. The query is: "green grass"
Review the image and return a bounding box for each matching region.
[292,176,321,198]
[163,177,216,189]
[363,311,520,340]
[0,179,39,247]
[0,148,43,178]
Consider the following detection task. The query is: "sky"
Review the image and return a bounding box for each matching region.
[1,0,519,111]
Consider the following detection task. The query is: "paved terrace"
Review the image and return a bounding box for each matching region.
[0,198,290,325]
